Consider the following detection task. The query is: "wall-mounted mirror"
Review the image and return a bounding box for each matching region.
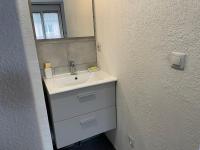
[31,0,95,40]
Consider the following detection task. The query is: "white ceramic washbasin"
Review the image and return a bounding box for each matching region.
[43,70,117,94]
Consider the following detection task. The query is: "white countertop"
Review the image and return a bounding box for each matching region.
[43,70,117,95]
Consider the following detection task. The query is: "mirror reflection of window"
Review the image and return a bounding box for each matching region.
[43,13,62,39]
[32,13,44,39]
[32,4,64,40]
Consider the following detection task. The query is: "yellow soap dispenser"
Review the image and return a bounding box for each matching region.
[44,62,53,78]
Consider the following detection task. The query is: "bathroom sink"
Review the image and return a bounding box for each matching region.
[44,70,117,94]
[55,72,93,87]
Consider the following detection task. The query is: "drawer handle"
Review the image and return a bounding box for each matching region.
[77,93,96,103]
[80,116,97,127]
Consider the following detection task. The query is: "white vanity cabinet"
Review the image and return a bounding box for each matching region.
[47,82,116,149]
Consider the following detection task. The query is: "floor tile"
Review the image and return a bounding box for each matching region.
[57,134,115,150]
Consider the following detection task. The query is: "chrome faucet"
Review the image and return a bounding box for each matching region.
[69,60,77,75]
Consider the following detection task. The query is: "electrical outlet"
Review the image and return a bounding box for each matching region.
[128,135,135,149]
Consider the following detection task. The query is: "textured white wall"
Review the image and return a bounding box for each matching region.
[16,1,54,150]
[95,0,200,150]
[0,0,53,150]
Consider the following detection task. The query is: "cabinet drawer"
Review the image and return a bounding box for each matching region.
[54,107,116,149]
[49,82,116,122]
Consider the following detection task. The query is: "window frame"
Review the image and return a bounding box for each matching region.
[32,4,65,40]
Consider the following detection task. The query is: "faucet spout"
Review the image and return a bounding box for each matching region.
[69,60,77,75]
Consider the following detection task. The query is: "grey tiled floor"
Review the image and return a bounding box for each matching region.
[56,134,115,150]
